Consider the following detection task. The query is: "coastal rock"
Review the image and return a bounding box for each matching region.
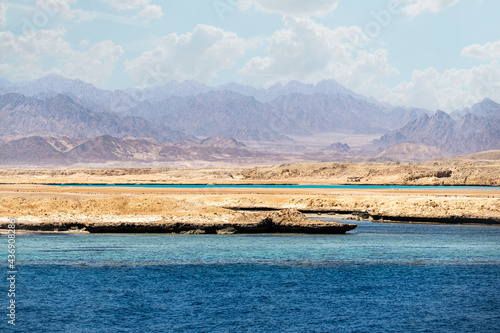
[216,227,238,235]
[180,229,206,235]
[0,208,357,234]
[263,209,357,234]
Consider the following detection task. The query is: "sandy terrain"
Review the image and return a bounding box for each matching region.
[0,157,499,232]
[0,156,498,186]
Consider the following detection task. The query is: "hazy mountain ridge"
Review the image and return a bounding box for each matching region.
[127,90,428,141]
[128,80,214,104]
[374,100,500,154]
[0,93,189,142]
[127,90,298,141]
[126,78,367,104]
[2,75,428,138]
[0,74,138,113]
[218,79,367,103]
[1,75,367,111]
[268,93,427,133]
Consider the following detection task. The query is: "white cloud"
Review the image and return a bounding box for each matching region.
[239,0,338,17]
[0,3,7,27]
[238,16,499,111]
[104,0,163,20]
[0,29,123,86]
[138,4,163,19]
[105,0,150,10]
[59,40,124,86]
[461,40,500,60]
[240,17,397,93]
[36,0,73,19]
[71,9,97,22]
[35,0,96,22]
[125,25,253,86]
[401,0,460,17]
[381,62,500,111]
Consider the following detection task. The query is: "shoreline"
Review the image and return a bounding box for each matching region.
[34,183,500,188]
[1,185,499,230]
[2,161,499,230]
[0,209,357,235]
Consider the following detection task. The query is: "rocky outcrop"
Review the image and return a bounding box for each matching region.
[265,209,357,233]
[0,209,356,234]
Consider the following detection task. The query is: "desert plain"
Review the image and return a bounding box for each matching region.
[1,152,499,233]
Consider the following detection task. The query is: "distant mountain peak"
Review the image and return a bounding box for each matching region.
[469,97,500,119]
[200,135,246,148]
[434,110,450,117]
[477,97,497,106]
[324,142,350,153]
[43,73,66,79]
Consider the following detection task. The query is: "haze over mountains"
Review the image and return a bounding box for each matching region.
[0,74,499,166]
[0,93,189,142]
[375,103,500,154]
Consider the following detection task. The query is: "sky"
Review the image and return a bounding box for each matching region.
[0,0,499,111]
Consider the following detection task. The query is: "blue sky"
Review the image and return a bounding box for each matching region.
[0,0,499,111]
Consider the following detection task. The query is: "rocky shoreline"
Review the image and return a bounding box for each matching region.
[0,209,357,235]
[231,208,500,225]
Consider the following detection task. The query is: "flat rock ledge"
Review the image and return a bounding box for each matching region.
[1,209,357,234]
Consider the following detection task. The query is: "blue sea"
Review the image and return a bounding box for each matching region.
[2,220,500,332]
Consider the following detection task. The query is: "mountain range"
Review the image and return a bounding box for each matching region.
[0,74,499,165]
[126,90,429,141]
[2,75,428,142]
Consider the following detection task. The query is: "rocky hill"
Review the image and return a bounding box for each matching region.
[0,136,68,165]
[0,135,275,166]
[455,150,500,160]
[370,143,451,162]
[324,142,350,153]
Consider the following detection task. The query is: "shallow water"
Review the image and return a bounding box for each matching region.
[52,183,500,191]
[2,221,499,332]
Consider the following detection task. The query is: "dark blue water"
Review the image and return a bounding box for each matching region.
[2,221,500,332]
[50,184,500,191]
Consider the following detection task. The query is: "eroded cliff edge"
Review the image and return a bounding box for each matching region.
[0,208,357,234]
